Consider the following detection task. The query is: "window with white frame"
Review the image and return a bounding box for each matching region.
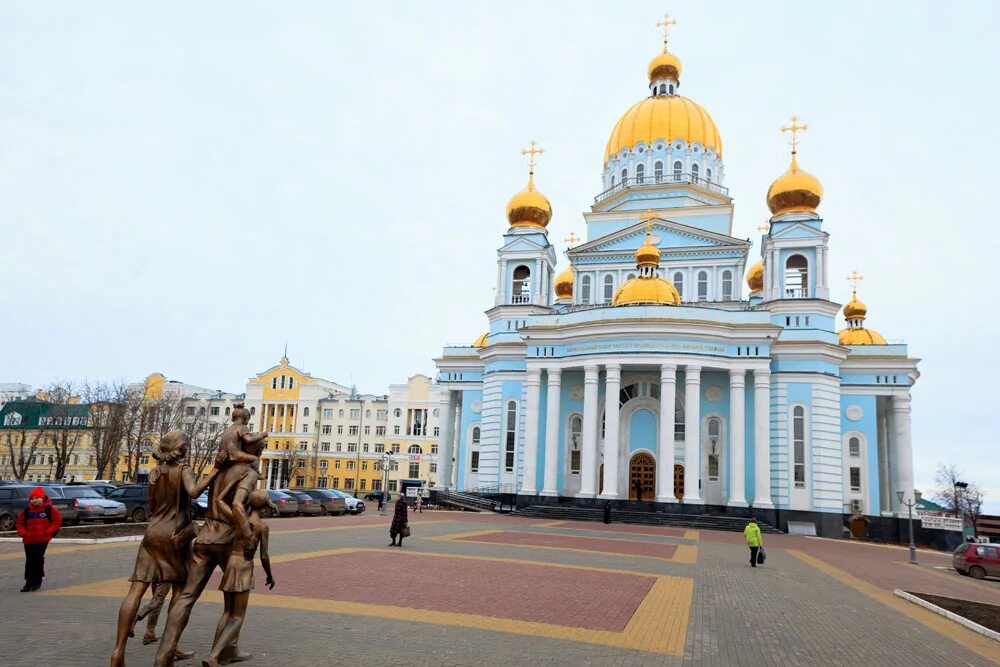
[785,254,809,298]
[849,436,861,458]
[697,270,709,301]
[721,270,733,300]
[636,163,645,183]
[512,265,531,304]
[849,467,861,492]
[323,408,333,419]
[673,160,682,179]
[654,161,663,181]
[603,275,614,303]
[707,417,721,480]
[691,162,700,180]
[580,275,591,303]
[408,444,422,454]
[504,400,517,472]
[673,271,684,299]
[792,405,806,488]
[569,414,582,474]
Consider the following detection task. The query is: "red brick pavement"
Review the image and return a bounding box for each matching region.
[546,521,690,538]
[255,550,654,632]
[455,530,679,560]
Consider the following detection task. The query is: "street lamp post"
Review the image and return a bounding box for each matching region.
[954,481,968,538]
[896,489,921,565]
[379,453,392,516]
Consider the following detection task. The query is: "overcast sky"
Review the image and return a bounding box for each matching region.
[1,2,997,510]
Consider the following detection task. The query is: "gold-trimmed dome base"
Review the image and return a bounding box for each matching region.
[605,95,722,162]
[612,276,681,306]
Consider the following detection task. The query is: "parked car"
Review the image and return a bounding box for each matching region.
[52,485,126,523]
[303,489,348,516]
[0,484,80,530]
[953,542,1000,580]
[278,490,322,516]
[363,491,392,503]
[264,490,298,518]
[106,484,150,523]
[329,489,365,515]
[192,492,209,519]
[68,481,119,497]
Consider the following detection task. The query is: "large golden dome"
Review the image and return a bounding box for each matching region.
[746,259,764,292]
[554,265,573,298]
[767,153,823,216]
[839,328,886,345]
[472,332,488,348]
[613,276,681,306]
[506,172,552,228]
[606,96,722,162]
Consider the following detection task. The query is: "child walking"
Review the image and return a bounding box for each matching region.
[15,486,62,592]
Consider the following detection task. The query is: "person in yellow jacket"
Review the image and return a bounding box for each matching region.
[744,518,763,567]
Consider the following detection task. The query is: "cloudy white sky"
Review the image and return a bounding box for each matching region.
[2,2,997,510]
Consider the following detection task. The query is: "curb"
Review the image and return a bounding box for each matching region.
[0,534,144,545]
[893,589,1000,642]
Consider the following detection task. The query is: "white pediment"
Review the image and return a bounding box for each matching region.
[571,219,748,257]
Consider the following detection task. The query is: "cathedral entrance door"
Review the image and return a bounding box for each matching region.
[629,453,655,500]
[673,464,684,500]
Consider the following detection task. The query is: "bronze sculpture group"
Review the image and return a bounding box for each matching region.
[111,403,275,667]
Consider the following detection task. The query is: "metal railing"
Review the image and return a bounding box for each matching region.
[559,300,754,314]
[594,173,730,203]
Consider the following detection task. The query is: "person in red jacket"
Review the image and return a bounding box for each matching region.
[15,486,62,592]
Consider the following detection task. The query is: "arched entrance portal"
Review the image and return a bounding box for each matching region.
[673,464,684,500]
[629,453,655,500]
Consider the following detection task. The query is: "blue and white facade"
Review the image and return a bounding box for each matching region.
[433,39,919,535]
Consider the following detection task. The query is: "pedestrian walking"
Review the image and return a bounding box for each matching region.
[415,493,423,514]
[15,486,62,592]
[744,517,763,567]
[377,492,384,512]
[603,500,612,524]
[389,495,409,547]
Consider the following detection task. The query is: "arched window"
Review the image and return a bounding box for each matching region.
[793,406,806,488]
[250,407,255,416]
[303,407,309,417]
[504,400,518,472]
[784,254,809,298]
[707,417,721,480]
[225,407,231,416]
[470,426,481,473]
[568,415,583,473]
[339,409,345,418]
[635,163,645,183]
[393,408,401,418]
[721,270,733,300]
[366,409,371,418]
[610,174,615,186]
[697,270,709,301]
[288,377,294,389]
[691,163,700,181]
[626,272,636,281]
[472,427,481,445]
[512,265,531,304]
[654,161,663,182]
[580,275,592,303]
[668,84,674,94]
[673,160,683,180]
[408,444,422,454]
[603,275,614,302]
[621,168,628,183]
[280,375,286,389]
[706,167,712,182]
[848,436,860,457]
[673,271,684,299]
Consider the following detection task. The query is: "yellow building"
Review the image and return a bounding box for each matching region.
[0,394,97,483]
[244,355,388,494]
[384,375,447,493]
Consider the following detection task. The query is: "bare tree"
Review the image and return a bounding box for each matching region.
[963,486,986,538]
[118,388,185,483]
[2,410,46,480]
[83,381,130,480]
[933,464,965,515]
[42,382,87,482]
[933,463,987,536]
[182,407,227,481]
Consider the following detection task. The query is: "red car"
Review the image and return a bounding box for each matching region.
[953,542,1000,580]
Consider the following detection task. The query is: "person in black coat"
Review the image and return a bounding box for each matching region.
[389,496,408,547]
[603,500,612,524]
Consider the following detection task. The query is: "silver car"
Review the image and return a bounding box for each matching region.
[55,485,127,523]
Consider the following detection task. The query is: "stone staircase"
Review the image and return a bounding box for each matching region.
[435,490,500,513]
[515,505,783,534]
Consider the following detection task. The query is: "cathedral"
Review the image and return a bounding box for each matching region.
[433,20,919,536]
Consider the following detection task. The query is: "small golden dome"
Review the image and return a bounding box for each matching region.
[843,293,868,320]
[506,173,552,228]
[613,276,681,306]
[472,332,488,348]
[746,259,764,292]
[636,238,661,267]
[605,95,722,162]
[647,50,682,82]
[838,327,886,345]
[767,153,823,216]
[554,265,573,298]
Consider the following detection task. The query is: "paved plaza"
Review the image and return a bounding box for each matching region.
[1,511,998,666]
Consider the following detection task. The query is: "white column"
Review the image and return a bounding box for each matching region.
[656,364,677,502]
[520,368,542,495]
[435,391,455,490]
[877,403,891,514]
[753,369,773,507]
[599,364,621,499]
[728,369,747,507]
[541,368,561,495]
[892,394,914,514]
[683,365,702,503]
[579,365,600,497]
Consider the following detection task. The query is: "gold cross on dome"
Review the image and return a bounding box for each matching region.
[640,209,658,240]
[846,271,863,294]
[521,140,544,173]
[781,115,808,153]
[564,231,580,248]
[757,222,770,233]
[656,13,677,50]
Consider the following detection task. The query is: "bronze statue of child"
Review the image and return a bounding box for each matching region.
[110,430,217,667]
[202,489,276,667]
[214,402,267,471]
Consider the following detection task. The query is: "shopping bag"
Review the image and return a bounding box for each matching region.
[757,547,766,564]
[402,525,411,538]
